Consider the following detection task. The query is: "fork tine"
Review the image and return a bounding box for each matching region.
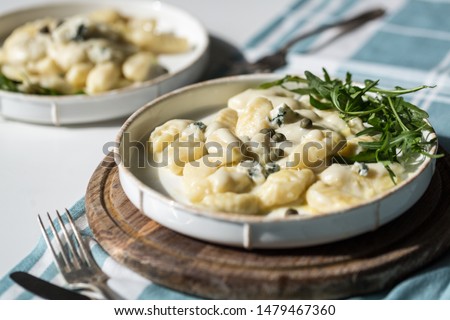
[38,214,67,272]
[65,208,97,267]
[46,212,73,270]
[39,210,120,299]
[55,210,82,269]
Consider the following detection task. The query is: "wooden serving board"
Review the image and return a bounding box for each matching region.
[85,152,450,299]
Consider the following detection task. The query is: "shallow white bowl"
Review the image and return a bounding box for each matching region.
[0,0,209,125]
[116,74,437,249]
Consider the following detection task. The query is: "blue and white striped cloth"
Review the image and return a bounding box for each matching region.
[2,0,450,299]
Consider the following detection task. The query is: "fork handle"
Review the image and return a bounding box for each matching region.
[87,281,124,300]
[279,7,386,53]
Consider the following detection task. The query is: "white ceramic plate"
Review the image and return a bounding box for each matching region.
[0,0,209,125]
[116,74,437,249]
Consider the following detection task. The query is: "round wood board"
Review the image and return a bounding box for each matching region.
[85,151,450,299]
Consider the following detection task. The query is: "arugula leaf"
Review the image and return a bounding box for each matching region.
[258,75,306,89]
[259,69,442,182]
[28,84,63,96]
[0,73,20,92]
[0,72,78,96]
[309,95,332,110]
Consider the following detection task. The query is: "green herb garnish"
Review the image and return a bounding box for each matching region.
[27,83,64,96]
[0,73,20,92]
[260,69,442,182]
[0,72,85,96]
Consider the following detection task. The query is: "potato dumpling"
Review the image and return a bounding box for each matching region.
[202,193,262,215]
[0,11,189,95]
[28,57,61,75]
[122,52,167,82]
[65,63,93,88]
[150,119,193,153]
[165,137,206,175]
[206,128,243,165]
[151,83,408,216]
[235,97,273,138]
[89,9,124,24]
[228,87,301,112]
[256,169,315,208]
[207,167,253,194]
[85,62,121,94]
[183,155,219,202]
[214,108,238,131]
[48,43,87,72]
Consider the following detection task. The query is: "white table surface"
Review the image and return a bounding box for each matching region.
[0,0,292,276]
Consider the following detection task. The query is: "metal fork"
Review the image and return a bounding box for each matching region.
[226,7,385,75]
[38,209,122,300]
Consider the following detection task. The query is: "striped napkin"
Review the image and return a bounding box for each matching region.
[2,0,450,299]
[245,0,450,152]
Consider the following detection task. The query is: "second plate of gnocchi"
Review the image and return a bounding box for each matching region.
[116,74,437,249]
[0,0,208,124]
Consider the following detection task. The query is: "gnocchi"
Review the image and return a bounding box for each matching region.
[205,128,243,165]
[256,169,315,208]
[150,119,193,153]
[235,97,272,138]
[149,84,407,216]
[0,9,189,95]
[202,193,262,215]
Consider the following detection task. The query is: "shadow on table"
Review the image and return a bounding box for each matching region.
[200,34,246,80]
[438,136,450,153]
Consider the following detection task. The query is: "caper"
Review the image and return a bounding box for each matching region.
[270,148,285,161]
[192,121,207,131]
[271,132,286,142]
[274,148,284,157]
[300,118,313,129]
[72,24,88,41]
[286,208,298,215]
[265,162,280,174]
[260,128,276,137]
[358,162,369,176]
[39,25,50,34]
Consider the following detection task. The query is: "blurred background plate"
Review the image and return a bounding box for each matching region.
[0,0,209,125]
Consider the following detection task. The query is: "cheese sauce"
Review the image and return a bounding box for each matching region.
[0,9,189,95]
[149,86,409,217]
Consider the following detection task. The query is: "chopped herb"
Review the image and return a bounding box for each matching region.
[72,24,88,41]
[265,162,280,174]
[270,112,285,127]
[192,121,207,131]
[270,104,299,127]
[243,160,266,184]
[260,69,442,182]
[285,208,298,215]
[39,25,50,34]
[353,162,369,176]
[28,84,63,96]
[73,89,86,95]
[0,73,20,92]
[0,73,67,95]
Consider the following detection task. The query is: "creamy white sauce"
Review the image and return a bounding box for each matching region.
[0,9,189,94]
[147,86,412,217]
